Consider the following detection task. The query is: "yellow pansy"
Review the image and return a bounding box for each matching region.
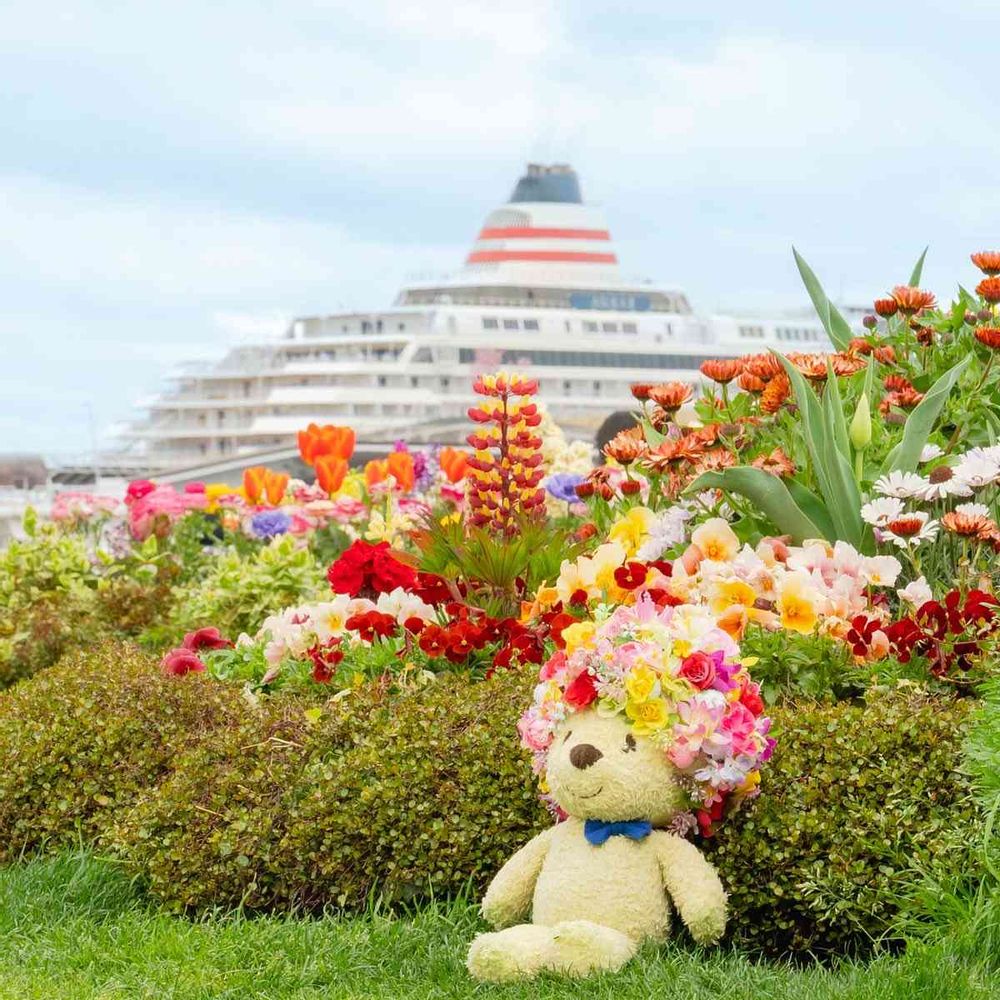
[556,555,597,605]
[707,577,757,615]
[625,664,659,703]
[691,517,740,562]
[626,697,671,736]
[590,541,628,594]
[776,571,819,635]
[562,621,596,653]
[608,506,657,557]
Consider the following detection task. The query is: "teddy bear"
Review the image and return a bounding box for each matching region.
[466,706,729,982]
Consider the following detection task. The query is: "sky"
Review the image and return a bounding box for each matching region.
[2,0,998,460]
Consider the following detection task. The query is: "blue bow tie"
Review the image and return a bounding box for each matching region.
[583,818,653,846]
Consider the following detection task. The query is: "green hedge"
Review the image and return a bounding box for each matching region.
[0,641,243,862]
[1,643,982,957]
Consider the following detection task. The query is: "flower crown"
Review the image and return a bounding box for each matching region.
[518,597,774,836]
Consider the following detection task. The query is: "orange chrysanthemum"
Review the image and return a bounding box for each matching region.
[737,371,767,393]
[631,383,655,401]
[742,353,784,381]
[892,285,937,315]
[692,448,738,474]
[700,358,744,384]
[751,447,796,478]
[830,353,866,377]
[971,251,1000,277]
[603,427,647,466]
[888,516,925,538]
[977,277,1000,304]
[873,297,899,318]
[884,374,915,393]
[873,345,896,365]
[786,353,828,380]
[848,337,873,356]
[647,382,693,411]
[760,373,791,415]
[941,511,996,538]
[975,326,1000,349]
[879,387,925,414]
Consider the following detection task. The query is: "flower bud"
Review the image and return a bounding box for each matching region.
[862,314,877,330]
[849,392,872,452]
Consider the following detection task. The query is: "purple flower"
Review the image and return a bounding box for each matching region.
[250,510,291,538]
[546,473,586,504]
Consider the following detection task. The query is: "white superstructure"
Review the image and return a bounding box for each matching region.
[116,164,834,472]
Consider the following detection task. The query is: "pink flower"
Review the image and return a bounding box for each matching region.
[539,650,567,681]
[518,710,554,751]
[181,627,232,651]
[160,648,205,676]
[717,702,758,756]
[126,479,157,503]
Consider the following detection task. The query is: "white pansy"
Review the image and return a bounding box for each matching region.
[860,497,905,526]
[861,555,902,587]
[872,471,929,499]
[375,587,436,624]
[897,576,933,608]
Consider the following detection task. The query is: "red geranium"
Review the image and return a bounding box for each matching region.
[327,540,417,597]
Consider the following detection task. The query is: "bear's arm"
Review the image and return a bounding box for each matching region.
[480,826,555,929]
[650,831,727,945]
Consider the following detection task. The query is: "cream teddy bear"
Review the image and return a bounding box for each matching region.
[466,707,727,982]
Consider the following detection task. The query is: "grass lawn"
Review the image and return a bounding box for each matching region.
[1,853,998,1000]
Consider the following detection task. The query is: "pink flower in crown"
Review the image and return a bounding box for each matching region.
[539,650,568,681]
[668,692,727,769]
[716,702,758,757]
[518,709,554,752]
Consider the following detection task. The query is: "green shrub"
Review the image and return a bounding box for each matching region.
[150,535,328,646]
[0,640,243,862]
[703,690,980,957]
[0,523,100,687]
[111,674,978,956]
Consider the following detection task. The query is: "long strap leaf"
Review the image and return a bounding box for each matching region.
[909,246,928,286]
[687,467,823,544]
[792,248,854,351]
[880,355,971,475]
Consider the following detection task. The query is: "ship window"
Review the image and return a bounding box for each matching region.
[665,323,673,337]
[503,319,519,330]
[602,322,618,333]
[564,321,571,332]
[378,376,386,387]
[622,322,637,334]
[440,376,450,389]
[584,321,599,333]
[563,380,571,393]
[522,319,539,331]
[376,320,383,333]
[398,322,406,331]
[411,376,418,387]
[482,318,499,330]
[362,321,371,333]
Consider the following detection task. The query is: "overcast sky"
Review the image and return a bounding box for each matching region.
[2,0,998,459]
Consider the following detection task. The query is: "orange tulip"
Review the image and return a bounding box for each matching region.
[263,470,289,505]
[364,458,388,488]
[439,447,469,484]
[243,466,267,504]
[315,455,348,496]
[298,423,356,465]
[386,451,415,493]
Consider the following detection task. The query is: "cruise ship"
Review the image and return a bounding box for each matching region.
[116,164,836,473]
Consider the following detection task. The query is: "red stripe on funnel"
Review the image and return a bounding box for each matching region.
[466,250,618,264]
[477,227,611,240]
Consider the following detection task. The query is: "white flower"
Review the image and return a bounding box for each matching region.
[872,471,929,499]
[919,444,944,463]
[860,555,902,587]
[861,497,905,527]
[634,506,693,562]
[952,451,1000,489]
[917,469,973,502]
[897,576,933,608]
[955,502,991,519]
[885,511,939,549]
[375,587,436,624]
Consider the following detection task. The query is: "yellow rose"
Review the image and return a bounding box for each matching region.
[626,696,670,735]
[561,621,596,653]
[625,664,659,703]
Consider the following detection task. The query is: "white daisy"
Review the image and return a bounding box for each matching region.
[955,502,992,519]
[860,497,905,527]
[917,467,973,501]
[952,453,1000,489]
[885,511,939,549]
[872,471,929,499]
[919,444,944,463]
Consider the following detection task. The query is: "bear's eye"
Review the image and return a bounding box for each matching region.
[623,734,637,753]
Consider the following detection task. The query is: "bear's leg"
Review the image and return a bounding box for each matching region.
[466,924,556,983]
[549,920,638,977]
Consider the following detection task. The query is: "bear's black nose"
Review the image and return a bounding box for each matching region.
[569,743,603,770]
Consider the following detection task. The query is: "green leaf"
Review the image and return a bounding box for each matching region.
[792,248,853,351]
[880,355,972,475]
[687,467,823,544]
[784,479,837,541]
[775,353,863,544]
[823,359,851,461]
[908,246,928,287]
